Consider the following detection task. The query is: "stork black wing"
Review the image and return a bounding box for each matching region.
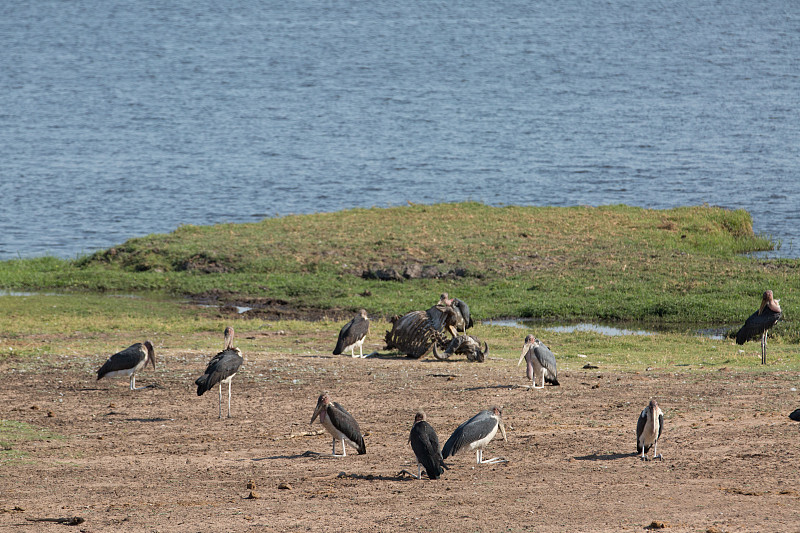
[195,349,243,396]
[329,402,366,454]
[410,420,446,479]
[333,315,369,355]
[442,410,494,459]
[636,408,647,454]
[97,343,147,379]
[735,309,782,344]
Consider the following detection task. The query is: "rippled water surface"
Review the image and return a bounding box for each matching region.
[2,1,798,259]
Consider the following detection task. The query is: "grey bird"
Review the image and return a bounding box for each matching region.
[517,334,559,389]
[636,399,664,461]
[310,392,366,457]
[97,341,156,390]
[408,411,448,479]
[735,290,782,364]
[333,309,370,358]
[442,407,507,465]
[195,326,243,418]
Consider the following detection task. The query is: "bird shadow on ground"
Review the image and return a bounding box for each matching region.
[247,453,316,461]
[336,472,407,482]
[574,452,638,461]
[463,384,516,392]
[125,417,173,423]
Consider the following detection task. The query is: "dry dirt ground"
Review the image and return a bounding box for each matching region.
[1,330,799,532]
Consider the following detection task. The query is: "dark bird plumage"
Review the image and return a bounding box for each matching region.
[442,407,507,464]
[518,334,559,388]
[96,341,156,390]
[333,309,370,358]
[195,326,243,418]
[311,393,366,456]
[735,290,782,364]
[636,399,664,461]
[409,411,448,479]
[437,293,474,336]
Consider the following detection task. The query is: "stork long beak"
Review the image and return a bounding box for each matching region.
[498,419,507,442]
[518,342,532,366]
[311,401,324,424]
[145,341,156,370]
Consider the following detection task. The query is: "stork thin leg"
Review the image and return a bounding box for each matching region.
[532,374,544,389]
[653,441,662,461]
[227,381,232,418]
[418,463,422,479]
[130,374,150,391]
[476,449,506,465]
[218,383,223,419]
[351,346,357,358]
[359,344,364,358]
[761,332,767,365]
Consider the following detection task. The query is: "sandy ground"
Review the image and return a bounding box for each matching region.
[1,330,799,533]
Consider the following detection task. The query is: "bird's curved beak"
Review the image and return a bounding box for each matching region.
[311,402,324,424]
[498,419,507,442]
[518,342,532,366]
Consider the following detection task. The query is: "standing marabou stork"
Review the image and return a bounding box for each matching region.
[310,393,366,456]
[517,334,560,389]
[195,326,243,418]
[442,407,507,464]
[97,341,156,390]
[407,411,448,479]
[735,290,782,364]
[333,309,370,358]
[636,399,664,461]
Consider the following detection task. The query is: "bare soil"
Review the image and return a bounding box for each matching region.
[1,330,799,532]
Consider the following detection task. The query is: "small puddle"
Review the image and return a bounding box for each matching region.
[485,319,728,339]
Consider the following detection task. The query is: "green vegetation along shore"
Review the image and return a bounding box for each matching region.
[0,203,797,346]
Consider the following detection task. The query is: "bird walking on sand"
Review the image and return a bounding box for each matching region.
[407,411,448,479]
[97,341,156,390]
[636,399,664,461]
[310,393,366,457]
[442,407,507,465]
[195,326,243,418]
[518,335,559,389]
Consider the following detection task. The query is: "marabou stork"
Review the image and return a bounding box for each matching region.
[97,341,156,390]
[195,326,243,418]
[517,334,559,389]
[442,407,507,464]
[333,309,370,358]
[408,411,447,479]
[735,290,782,364]
[310,393,366,456]
[636,399,664,461]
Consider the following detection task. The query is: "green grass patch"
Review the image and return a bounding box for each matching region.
[0,203,797,341]
[0,420,63,465]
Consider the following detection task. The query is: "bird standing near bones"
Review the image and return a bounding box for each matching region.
[436,293,474,337]
[442,407,507,465]
[96,340,156,390]
[735,290,782,364]
[636,399,664,461]
[195,326,243,418]
[310,392,366,457]
[333,309,370,358]
[518,334,560,389]
[407,411,448,479]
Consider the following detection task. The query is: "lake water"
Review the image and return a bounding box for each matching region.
[2,1,798,260]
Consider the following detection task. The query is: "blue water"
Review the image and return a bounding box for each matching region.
[2,1,799,260]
